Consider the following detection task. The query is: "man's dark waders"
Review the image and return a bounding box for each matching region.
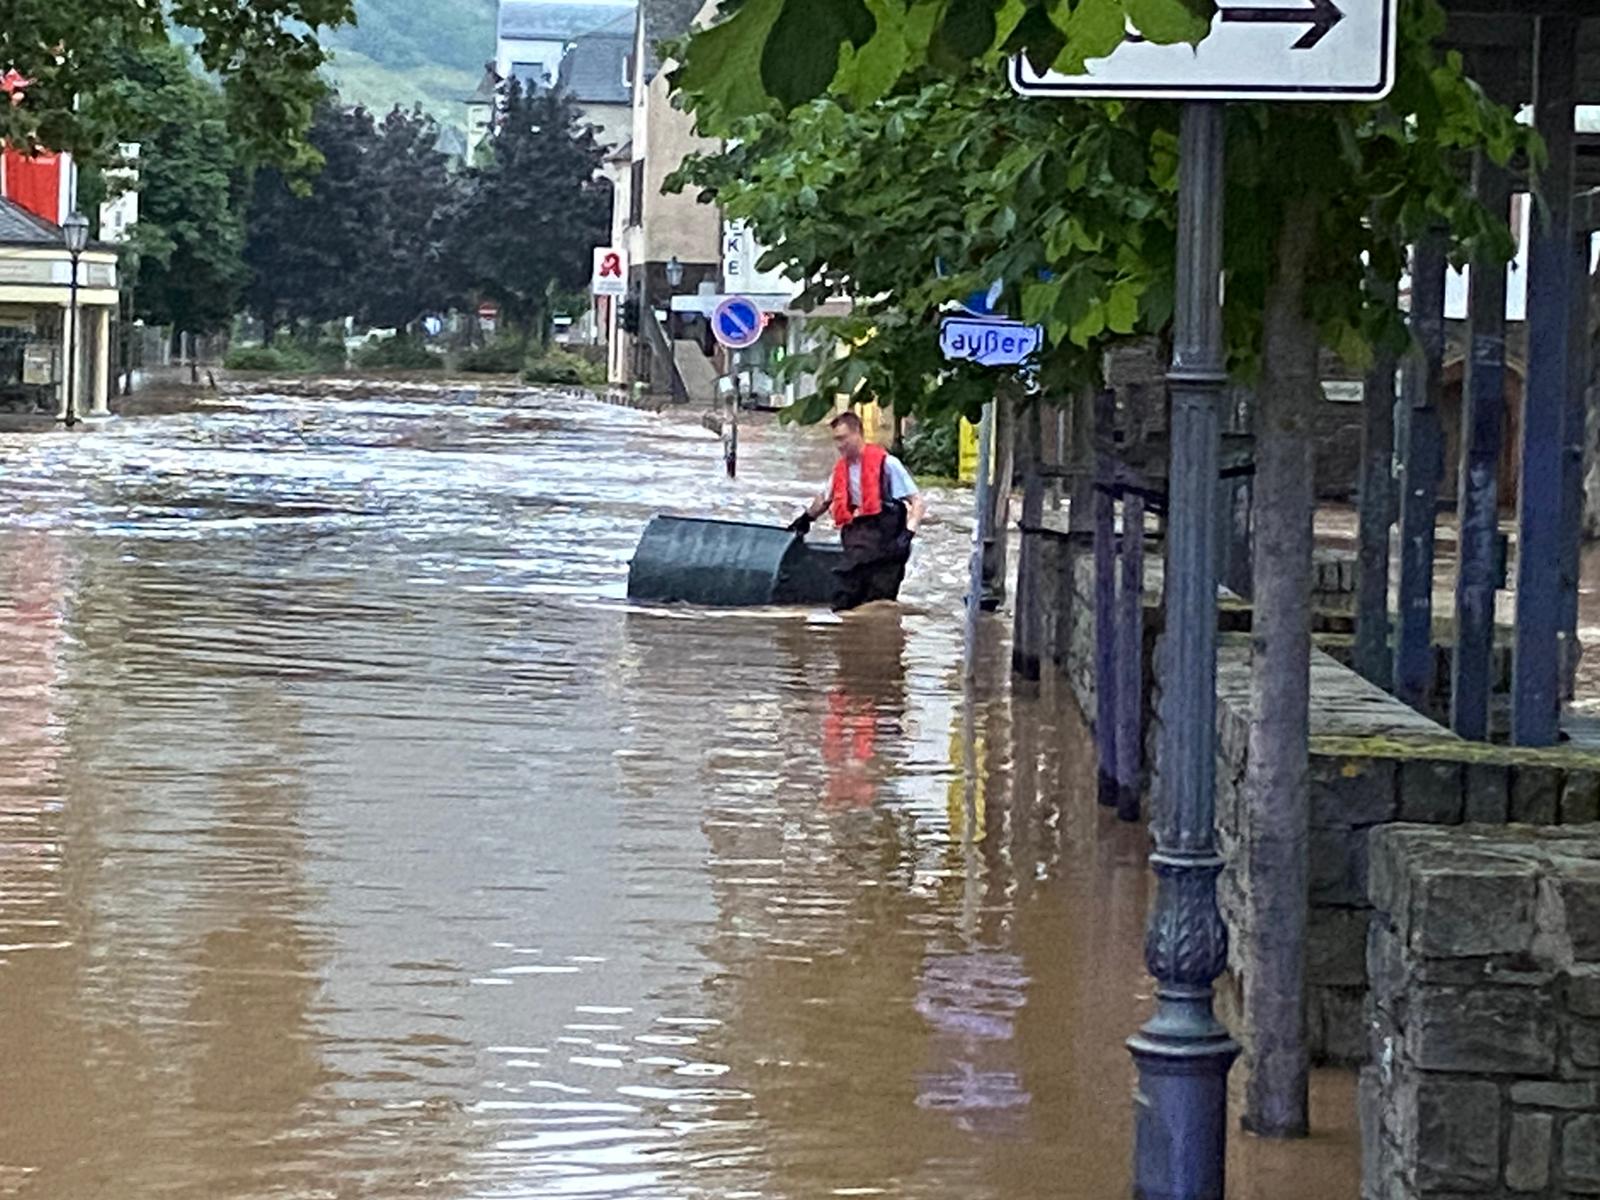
[833,502,909,612]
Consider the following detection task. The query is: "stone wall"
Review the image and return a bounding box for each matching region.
[1363,825,1600,1199]
[1210,639,1469,1064]
[1059,539,1166,735]
[1059,539,1600,1069]
[1319,630,1516,729]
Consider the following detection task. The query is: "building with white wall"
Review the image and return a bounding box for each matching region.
[0,200,119,422]
[496,1,635,93]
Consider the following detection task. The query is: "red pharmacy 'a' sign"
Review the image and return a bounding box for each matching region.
[592,248,628,297]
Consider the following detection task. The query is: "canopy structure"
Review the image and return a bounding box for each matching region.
[1377,3,1600,745]
[0,198,118,421]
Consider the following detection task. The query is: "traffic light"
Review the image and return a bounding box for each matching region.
[619,297,641,335]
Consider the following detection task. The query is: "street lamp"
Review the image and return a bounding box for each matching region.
[664,255,684,291]
[61,211,89,429]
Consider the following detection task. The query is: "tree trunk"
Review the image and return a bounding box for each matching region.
[1242,195,1322,1139]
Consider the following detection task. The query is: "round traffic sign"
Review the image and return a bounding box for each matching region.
[712,296,764,350]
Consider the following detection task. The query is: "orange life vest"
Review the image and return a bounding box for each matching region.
[831,443,888,528]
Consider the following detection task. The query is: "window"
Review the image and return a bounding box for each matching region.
[629,159,645,227]
[510,62,546,92]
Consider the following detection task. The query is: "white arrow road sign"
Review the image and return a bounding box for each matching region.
[1012,0,1396,102]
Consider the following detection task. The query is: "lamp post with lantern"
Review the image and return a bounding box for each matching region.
[61,211,89,429]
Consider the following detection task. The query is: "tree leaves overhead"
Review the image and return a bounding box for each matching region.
[245,104,385,334]
[678,0,1217,124]
[668,0,1536,426]
[0,0,356,166]
[84,41,247,338]
[446,84,611,338]
[931,0,998,68]
[761,0,877,109]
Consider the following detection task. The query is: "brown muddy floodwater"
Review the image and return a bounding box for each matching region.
[0,386,1357,1199]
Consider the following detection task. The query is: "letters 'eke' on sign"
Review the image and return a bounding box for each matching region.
[1012,0,1396,102]
[713,296,765,350]
[940,317,1045,368]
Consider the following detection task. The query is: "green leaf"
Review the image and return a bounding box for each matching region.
[676,0,784,123]
[905,1,949,55]
[1106,281,1139,333]
[1009,7,1065,72]
[1054,0,1128,75]
[1069,301,1107,347]
[1123,0,1213,45]
[994,0,1030,46]
[836,0,909,106]
[762,0,876,109]
[935,0,999,61]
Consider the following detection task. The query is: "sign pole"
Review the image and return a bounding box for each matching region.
[1127,101,1237,1200]
[964,400,996,680]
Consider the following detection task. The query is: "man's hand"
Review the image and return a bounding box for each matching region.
[787,512,814,536]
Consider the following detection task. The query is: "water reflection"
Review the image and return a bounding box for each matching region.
[0,387,1356,1198]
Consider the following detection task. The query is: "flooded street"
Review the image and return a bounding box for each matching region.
[0,386,1355,1199]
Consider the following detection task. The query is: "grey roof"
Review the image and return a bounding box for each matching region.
[467,62,500,103]
[557,30,631,104]
[592,8,637,36]
[434,125,470,159]
[0,198,63,246]
[641,0,703,79]
[499,1,636,42]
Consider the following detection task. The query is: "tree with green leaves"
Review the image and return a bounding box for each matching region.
[1,0,356,166]
[85,42,248,347]
[243,102,380,340]
[356,106,464,332]
[447,83,610,346]
[671,0,1534,1136]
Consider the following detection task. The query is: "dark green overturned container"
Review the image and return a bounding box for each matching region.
[628,515,846,607]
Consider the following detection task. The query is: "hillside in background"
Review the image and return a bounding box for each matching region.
[321,0,497,127]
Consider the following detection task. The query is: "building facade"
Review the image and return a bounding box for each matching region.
[495,1,635,93]
[0,199,119,421]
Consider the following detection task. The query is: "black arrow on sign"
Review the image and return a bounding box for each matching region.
[1220,0,1346,50]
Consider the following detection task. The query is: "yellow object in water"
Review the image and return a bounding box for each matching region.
[958,418,980,484]
[858,401,885,444]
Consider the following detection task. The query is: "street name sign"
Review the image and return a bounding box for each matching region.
[1011,0,1396,102]
[940,317,1045,368]
[712,295,765,350]
[592,247,628,297]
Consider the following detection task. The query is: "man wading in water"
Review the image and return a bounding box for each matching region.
[788,412,927,611]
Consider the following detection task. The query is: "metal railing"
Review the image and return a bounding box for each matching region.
[639,301,690,404]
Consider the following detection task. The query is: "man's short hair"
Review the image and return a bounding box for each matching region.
[829,411,864,435]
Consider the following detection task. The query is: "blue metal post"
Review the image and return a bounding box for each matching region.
[1394,235,1448,712]
[1129,102,1236,1200]
[1095,390,1120,808]
[1451,152,1512,740]
[1116,491,1145,823]
[1559,229,1592,699]
[1513,16,1577,748]
[1355,275,1398,691]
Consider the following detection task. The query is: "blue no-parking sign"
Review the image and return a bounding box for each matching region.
[712,296,764,350]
